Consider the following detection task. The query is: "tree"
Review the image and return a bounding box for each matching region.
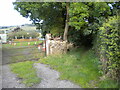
[67,2,112,47]
[63,2,69,41]
[69,2,111,34]
[13,2,66,38]
[13,2,116,45]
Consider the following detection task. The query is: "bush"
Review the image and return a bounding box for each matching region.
[95,15,120,81]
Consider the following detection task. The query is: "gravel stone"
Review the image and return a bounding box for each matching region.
[33,63,80,88]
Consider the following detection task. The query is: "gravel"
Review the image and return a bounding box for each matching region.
[33,63,80,88]
[2,65,26,88]
[2,63,80,88]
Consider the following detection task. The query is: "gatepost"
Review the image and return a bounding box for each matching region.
[45,34,51,56]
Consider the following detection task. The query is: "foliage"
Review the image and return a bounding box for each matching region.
[10,61,41,87]
[69,2,111,34]
[69,3,89,30]
[95,16,120,81]
[111,2,120,16]
[68,28,93,47]
[67,2,111,47]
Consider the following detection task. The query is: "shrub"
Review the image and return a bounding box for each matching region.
[95,15,120,81]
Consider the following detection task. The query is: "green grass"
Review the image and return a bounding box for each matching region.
[10,61,41,87]
[38,48,119,88]
[98,78,119,88]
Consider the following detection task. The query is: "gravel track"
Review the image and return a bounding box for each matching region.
[33,63,80,88]
[2,65,26,88]
[2,63,80,88]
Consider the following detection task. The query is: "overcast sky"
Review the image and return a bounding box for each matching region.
[0,0,32,26]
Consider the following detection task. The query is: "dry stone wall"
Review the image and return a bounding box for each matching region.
[45,34,67,56]
[49,40,67,55]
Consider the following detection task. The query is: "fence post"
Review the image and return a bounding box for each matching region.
[45,34,51,56]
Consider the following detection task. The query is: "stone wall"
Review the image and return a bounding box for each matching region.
[49,40,67,55]
[45,34,67,56]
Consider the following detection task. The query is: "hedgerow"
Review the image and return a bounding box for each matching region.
[95,16,120,81]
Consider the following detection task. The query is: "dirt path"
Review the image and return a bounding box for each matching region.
[33,63,80,88]
[2,65,26,88]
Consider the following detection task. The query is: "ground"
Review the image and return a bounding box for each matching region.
[33,63,80,88]
[2,65,26,88]
[2,43,80,88]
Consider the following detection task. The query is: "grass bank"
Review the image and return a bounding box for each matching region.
[38,48,119,88]
[10,61,41,87]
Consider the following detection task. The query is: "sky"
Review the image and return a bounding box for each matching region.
[0,0,32,26]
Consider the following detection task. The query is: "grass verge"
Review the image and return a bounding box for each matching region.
[38,48,119,88]
[10,61,41,87]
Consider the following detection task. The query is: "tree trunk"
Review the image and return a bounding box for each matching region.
[63,2,69,42]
